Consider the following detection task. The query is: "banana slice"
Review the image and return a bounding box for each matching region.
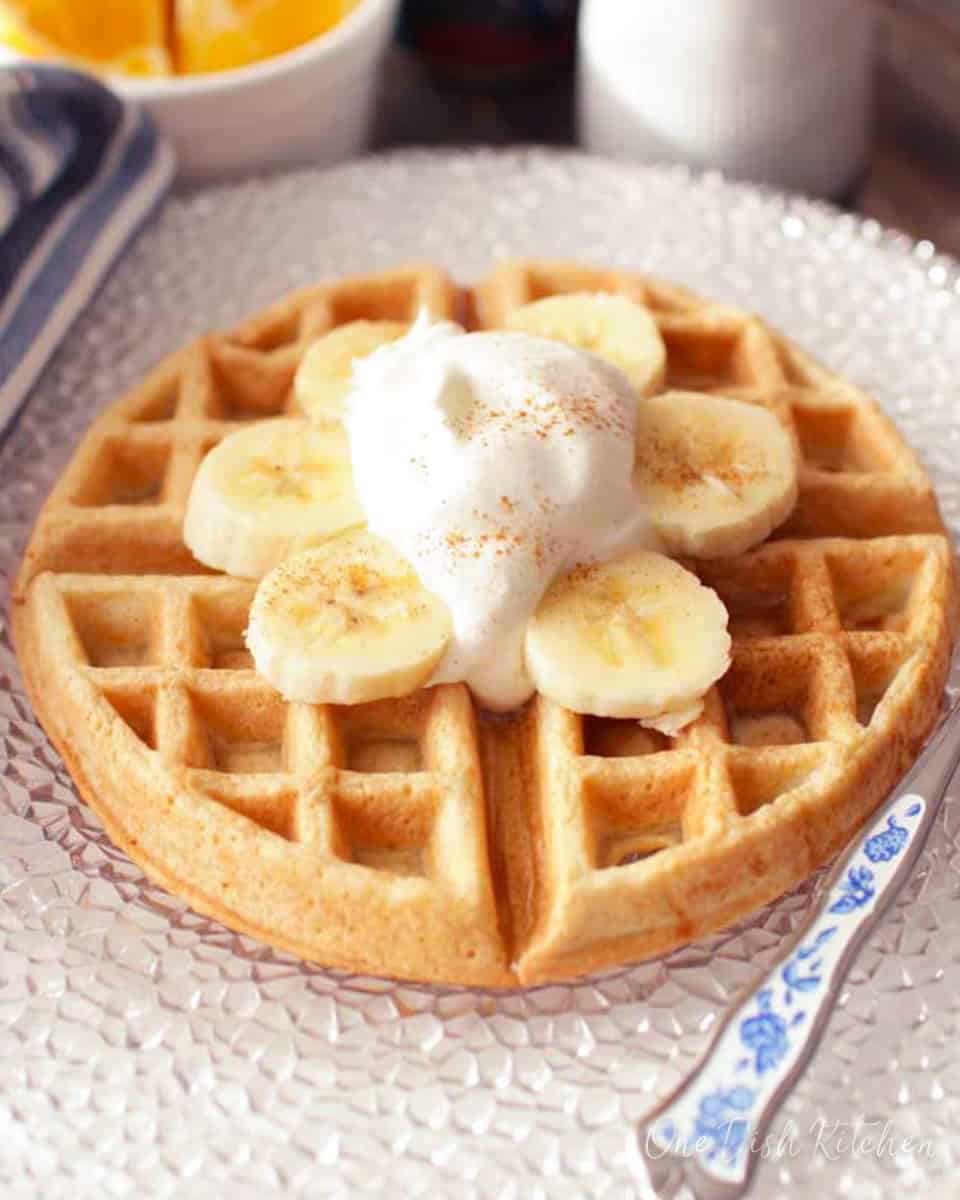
[504,292,666,396]
[184,417,365,579]
[634,390,798,559]
[246,530,452,705]
[293,320,408,422]
[524,550,730,724]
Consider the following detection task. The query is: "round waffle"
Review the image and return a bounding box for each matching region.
[12,260,957,986]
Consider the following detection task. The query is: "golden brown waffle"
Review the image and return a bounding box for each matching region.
[13,260,957,986]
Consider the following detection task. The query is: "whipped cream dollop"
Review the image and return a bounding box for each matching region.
[344,315,657,710]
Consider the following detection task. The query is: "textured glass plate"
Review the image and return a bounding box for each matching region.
[2,149,959,1200]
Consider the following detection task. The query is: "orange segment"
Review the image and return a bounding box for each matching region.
[174,0,355,75]
[0,0,172,76]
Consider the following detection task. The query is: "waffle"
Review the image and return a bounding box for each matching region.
[13,261,956,987]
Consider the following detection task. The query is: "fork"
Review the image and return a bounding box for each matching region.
[636,696,960,1199]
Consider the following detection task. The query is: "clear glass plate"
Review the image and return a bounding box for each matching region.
[2,149,959,1200]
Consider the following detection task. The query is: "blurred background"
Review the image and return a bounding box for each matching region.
[382,0,960,254]
[1,0,959,250]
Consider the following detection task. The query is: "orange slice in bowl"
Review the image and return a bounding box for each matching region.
[0,0,172,76]
[173,0,356,75]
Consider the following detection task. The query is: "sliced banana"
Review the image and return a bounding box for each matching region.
[524,550,730,724]
[504,292,666,396]
[183,417,365,579]
[634,390,798,559]
[642,703,705,737]
[246,530,452,705]
[293,320,408,422]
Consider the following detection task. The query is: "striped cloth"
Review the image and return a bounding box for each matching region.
[0,65,175,437]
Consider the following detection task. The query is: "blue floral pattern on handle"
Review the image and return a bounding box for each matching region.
[828,864,875,914]
[781,927,836,1004]
[737,989,805,1073]
[642,791,929,1188]
[864,812,911,862]
[692,1087,756,1165]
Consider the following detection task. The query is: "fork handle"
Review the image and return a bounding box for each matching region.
[637,700,960,1200]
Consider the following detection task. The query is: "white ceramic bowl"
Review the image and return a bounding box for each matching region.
[3,0,400,184]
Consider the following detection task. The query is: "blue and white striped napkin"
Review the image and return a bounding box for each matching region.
[0,65,175,437]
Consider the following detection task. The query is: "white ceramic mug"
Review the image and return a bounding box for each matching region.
[577,0,878,198]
